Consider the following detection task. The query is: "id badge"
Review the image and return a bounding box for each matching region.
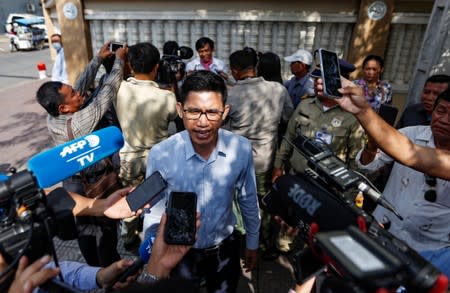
[315,130,333,145]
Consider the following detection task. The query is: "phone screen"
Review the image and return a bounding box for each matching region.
[164,192,197,245]
[110,42,123,52]
[319,49,342,98]
[125,171,167,211]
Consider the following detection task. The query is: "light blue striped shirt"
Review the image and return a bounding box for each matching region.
[144,129,260,250]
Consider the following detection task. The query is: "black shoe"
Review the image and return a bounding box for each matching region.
[261,246,280,260]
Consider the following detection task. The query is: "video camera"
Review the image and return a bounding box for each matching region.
[157,41,193,86]
[262,134,449,292]
[0,126,124,292]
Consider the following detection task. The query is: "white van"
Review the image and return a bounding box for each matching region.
[5,13,47,39]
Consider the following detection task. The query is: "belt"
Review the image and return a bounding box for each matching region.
[193,233,235,256]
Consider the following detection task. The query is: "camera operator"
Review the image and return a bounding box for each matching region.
[1,213,199,293]
[158,41,194,133]
[158,41,191,93]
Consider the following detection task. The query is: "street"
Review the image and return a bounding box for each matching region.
[0,34,52,89]
[0,34,52,173]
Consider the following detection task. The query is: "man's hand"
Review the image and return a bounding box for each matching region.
[8,255,60,293]
[98,42,114,60]
[115,44,128,61]
[96,259,136,290]
[243,249,258,272]
[316,77,368,115]
[103,187,147,219]
[146,213,200,279]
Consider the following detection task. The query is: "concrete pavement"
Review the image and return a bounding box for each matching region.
[0,78,51,173]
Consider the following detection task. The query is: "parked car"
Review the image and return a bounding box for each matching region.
[5,13,48,40]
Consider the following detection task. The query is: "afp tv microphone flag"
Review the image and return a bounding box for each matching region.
[28,126,124,188]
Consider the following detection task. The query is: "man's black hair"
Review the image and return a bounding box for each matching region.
[362,54,385,69]
[433,87,450,110]
[180,70,227,104]
[163,41,180,56]
[257,52,283,84]
[426,74,450,85]
[36,81,64,116]
[127,42,160,74]
[229,47,258,71]
[195,37,214,51]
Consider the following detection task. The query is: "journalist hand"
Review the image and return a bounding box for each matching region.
[315,77,368,115]
[68,187,149,219]
[8,255,60,293]
[96,259,136,290]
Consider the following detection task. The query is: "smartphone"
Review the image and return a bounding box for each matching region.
[125,171,167,212]
[318,48,342,98]
[378,104,399,126]
[109,41,123,52]
[164,191,197,245]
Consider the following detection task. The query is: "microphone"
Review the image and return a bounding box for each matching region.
[357,182,403,220]
[262,174,373,241]
[289,134,403,220]
[117,233,155,283]
[27,126,124,188]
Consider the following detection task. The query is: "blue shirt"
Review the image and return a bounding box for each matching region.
[144,129,260,250]
[284,75,315,108]
[35,261,100,292]
[51,47,68,84]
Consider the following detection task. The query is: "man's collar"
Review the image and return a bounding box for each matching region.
[126,77,159,87]
[182,130,226,162]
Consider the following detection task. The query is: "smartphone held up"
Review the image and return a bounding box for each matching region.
[125,171,167,212]
[164,192,197,245]
[317,48,343,99]
[109,41,123,52]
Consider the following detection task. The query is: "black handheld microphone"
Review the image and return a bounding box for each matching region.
[117,233,155,283]
[289,134,403,220]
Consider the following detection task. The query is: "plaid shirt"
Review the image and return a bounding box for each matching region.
[47,56,124,145]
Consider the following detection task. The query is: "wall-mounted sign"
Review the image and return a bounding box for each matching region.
[63,2,78,20]
[368,1,387,21]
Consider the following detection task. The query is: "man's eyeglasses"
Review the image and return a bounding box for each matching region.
[424,174,437,202]
[183,108,224,121]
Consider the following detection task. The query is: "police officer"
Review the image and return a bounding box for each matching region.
[271,59,364,253]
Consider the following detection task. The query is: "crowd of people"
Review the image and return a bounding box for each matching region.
[1,34,449,293]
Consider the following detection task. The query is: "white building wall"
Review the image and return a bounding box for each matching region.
[45,3,429,93]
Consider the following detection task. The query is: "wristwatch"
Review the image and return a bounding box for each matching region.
[139,270,159,284]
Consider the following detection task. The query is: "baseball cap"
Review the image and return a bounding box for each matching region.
[284,49,313,66]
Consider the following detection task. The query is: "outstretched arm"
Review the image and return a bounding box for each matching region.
[316,77,450,180]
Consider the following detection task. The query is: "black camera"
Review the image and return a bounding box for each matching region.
[0,169,77,292]
[261,134,447,292]
[157,42,193,86]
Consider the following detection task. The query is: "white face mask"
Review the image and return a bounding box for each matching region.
[52,42,62,51]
